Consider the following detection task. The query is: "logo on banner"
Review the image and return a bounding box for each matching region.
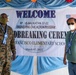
[66,14,76,19]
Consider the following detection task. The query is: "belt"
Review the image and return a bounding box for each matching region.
[71,62,76,64]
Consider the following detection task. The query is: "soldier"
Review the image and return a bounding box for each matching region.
[0,13,16,75]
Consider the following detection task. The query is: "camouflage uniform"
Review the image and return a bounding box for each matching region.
[0,25,16,75]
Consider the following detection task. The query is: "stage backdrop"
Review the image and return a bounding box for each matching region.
[0,8,70,57]
[1,7,76,75]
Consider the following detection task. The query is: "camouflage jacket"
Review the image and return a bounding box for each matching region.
[0,25,16,62]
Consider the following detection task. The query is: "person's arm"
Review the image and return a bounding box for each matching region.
[63,46,67,65]
[11,29,16,60]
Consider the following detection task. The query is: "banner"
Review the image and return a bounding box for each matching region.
[0,8,71,56]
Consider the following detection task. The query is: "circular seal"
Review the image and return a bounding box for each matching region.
[15,17,55,53]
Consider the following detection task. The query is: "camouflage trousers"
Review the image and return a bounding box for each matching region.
[0,61,10,75]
